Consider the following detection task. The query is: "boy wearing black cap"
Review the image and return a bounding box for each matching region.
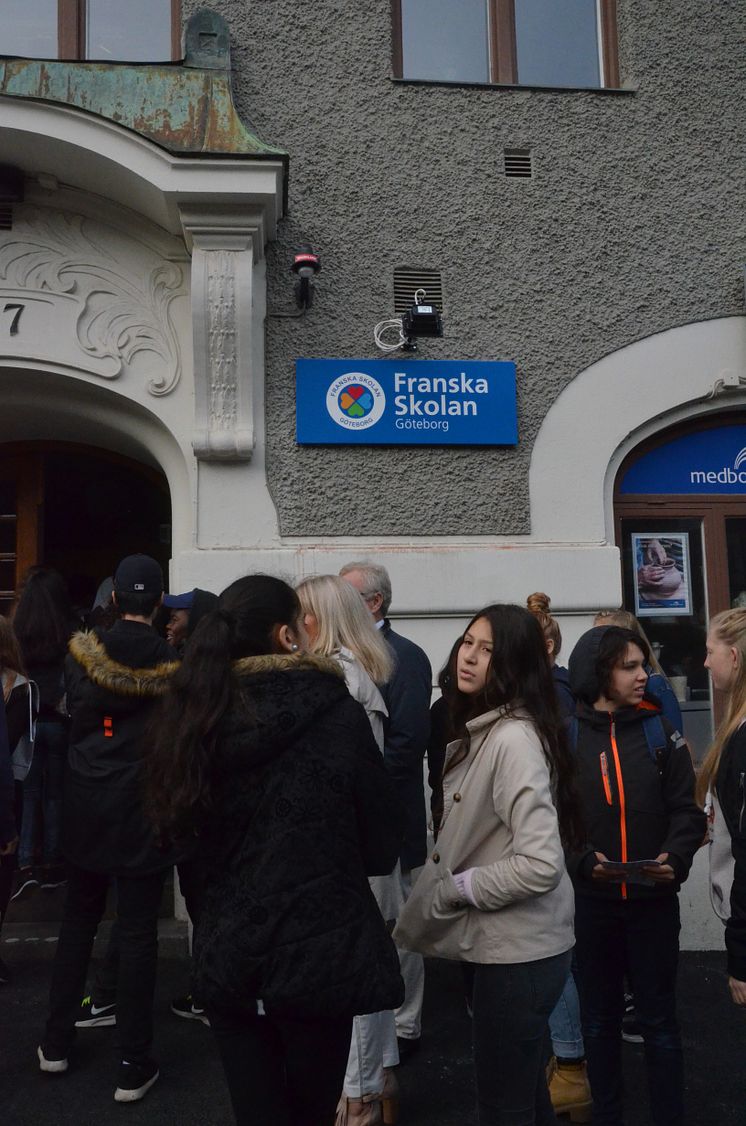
[38,555,179,1103]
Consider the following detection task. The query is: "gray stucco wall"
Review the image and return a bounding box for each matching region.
[183,0,745,536]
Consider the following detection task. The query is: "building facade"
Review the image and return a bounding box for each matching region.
[0,1,744,943]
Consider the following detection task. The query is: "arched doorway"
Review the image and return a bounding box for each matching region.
[0,441,171,615]
[613,411,746,761]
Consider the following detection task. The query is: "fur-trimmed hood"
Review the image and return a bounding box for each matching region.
[69,626,179,698]
[232,651,344,680]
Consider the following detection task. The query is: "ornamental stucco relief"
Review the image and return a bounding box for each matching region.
[0,207,185,395]
[206,252,238,429]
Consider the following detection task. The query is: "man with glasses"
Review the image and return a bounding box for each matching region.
[340,561,432,1061]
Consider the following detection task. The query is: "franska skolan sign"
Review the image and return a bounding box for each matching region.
[296,358,517,446]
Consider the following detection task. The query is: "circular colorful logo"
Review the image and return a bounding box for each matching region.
[326,372,386,430]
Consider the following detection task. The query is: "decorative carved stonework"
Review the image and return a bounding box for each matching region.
[0,207,185,394]
[182,206,266,463]
[207,253,239,429]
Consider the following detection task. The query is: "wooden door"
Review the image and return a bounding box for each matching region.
[0,451,43,615]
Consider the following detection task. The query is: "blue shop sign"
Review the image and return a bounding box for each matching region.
[296,358,517,446]
[620,425,746,494]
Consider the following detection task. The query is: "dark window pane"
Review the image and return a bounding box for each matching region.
[0,560,15,595]
[2,1,58,59]
[0,481,16,514]
[0,518,15,554]
[401,0,489,84]
[87,0,172,61]
[726,519,746,609]
[620,517,712,764]
[515,0,601,87]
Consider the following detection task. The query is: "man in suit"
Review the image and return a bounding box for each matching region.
[340,561,432,1060]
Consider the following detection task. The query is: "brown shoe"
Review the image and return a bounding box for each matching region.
[547,1057,593,1123]
[334,1093,383,1125]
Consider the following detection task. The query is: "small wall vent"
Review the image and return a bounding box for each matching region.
[504,148,533,178]
[0,206,13,231]
[393,268,444,315]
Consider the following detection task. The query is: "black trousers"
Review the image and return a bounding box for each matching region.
[44,863,166,1063]
[574,894,683,1126]
[207,1003,353,1126]
[471,950,571,1126]
[92,856,205,1006]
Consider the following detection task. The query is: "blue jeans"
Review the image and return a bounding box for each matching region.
[19,721,68,868]
[574,894,683,1126]
[548,961,584,1059]
[471,950,571,1125]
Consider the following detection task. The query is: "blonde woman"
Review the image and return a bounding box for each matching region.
[699,609,746,1008]
[296,575,400,1126]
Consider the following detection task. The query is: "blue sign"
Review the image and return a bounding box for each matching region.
[296,358,517,446]
[620,425,746,494]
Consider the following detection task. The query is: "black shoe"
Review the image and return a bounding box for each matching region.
[39,865,67,890]
[396,1036,421,1064]
[114,1057,159,1103]
[170,993,210,1026]
[622,994,643,1044]
[0,956,10,984]
[10,867,39,902]
[75,994,117,1028]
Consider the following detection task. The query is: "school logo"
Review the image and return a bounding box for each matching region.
[326,371,386,431]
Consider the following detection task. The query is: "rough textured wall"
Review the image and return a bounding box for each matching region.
[183,0,745,536]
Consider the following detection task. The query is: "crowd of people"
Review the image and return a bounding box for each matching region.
[0,555,744,1126]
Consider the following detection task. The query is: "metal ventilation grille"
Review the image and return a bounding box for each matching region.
[504,148,533,178]
[393,268,444,315]
[0,206,13,230]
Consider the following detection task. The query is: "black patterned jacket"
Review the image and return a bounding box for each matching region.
[193,653,404,1020]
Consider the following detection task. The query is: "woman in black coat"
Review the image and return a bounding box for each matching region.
[147,574,403,1126]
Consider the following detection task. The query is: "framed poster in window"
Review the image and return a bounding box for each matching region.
[632,532,691,616]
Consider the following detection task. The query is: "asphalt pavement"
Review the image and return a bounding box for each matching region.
[0,944,743,1125]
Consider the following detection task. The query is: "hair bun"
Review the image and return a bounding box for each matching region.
[527,592,551,614]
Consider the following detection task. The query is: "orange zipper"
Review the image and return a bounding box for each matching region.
[599,752,613,805]
[609,717,628,900]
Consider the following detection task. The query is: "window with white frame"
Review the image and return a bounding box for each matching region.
[393,0,619,89]
[2,0,179,62]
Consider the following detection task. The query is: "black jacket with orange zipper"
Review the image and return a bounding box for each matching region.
[566,696,705,899]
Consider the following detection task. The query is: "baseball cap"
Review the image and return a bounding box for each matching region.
[113,554,164,596]
[163,590,195,611]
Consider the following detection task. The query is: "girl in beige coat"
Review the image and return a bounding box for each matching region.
[395,603,581,1126]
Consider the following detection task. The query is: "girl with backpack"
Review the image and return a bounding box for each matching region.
[0,614,36,971]
[698,609,746,1010]
[566,625,705,1126]
[12,568,74,892]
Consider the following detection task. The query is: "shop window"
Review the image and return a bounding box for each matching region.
[3,0,179,62]
[393,0,619,89]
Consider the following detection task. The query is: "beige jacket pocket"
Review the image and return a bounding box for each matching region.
[393,866,470,960]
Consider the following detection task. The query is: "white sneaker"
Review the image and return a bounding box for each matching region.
[38,1044,68,1073]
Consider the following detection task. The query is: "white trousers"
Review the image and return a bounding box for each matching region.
[395,866,425,1040]
[343,1009,399,1097]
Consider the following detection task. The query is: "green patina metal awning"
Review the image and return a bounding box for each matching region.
[0,8,286,163]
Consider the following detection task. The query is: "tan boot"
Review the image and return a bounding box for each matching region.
[334,1092,383,1125]
[547,1057,593,1124]
[381,1067,400,1125]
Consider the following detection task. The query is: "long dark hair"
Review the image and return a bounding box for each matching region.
[146,574,301,837]
[13,567,74,667]
[444,604,582,849]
